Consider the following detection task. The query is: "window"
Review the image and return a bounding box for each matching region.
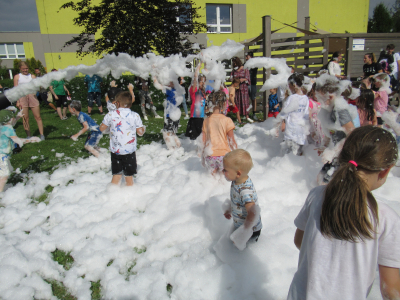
[0,43,25,59]
[206,4,232,33]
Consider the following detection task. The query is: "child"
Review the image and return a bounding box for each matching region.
[357,89,377,126]
[288,126,400,300]
[202,90,237,175]
[222,149,262,251]
[227,78,242,124]
[163,81,181,150]
[307,83,324,147]
[100,92,145,186]
[373,73,391,126]
[105,81,135,112]
[279,73,310,156]
[49,69,70,120]
[315,74,355,184]
[0,110,39,192]
[185,61,206,140]
[69,100,103,158]
[268,88,280,118]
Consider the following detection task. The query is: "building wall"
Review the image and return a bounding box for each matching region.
[0,0,369,71]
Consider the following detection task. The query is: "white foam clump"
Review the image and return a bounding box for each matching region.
[244,57,292,91]
[382,108,400,136]
[0,120,396,300]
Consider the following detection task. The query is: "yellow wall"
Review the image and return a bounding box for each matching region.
[309,0,369,33]
[44,52,98,71]
[23,42,35,59]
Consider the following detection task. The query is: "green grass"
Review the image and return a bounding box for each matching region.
[45,279,77,300]
[90,280,102,300]
[52,249,74,271]
[9,100,189,184]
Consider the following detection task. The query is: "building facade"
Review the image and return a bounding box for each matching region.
[0,0,369,76]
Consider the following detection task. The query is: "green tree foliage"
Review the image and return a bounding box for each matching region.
[60,0,208,57]
[13,58,46,75]
[392,0,400,32]
[368,3,393,33]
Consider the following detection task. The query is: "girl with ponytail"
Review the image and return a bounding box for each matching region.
[287,126,400,300]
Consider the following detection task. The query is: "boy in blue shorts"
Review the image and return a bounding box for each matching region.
[100,91,145,186]
[69,100,103,157]
[222,149,262,250]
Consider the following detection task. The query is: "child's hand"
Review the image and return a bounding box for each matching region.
[224,212,232,219]
[17,110,24,118]
[110,80,117,87]
[128,83,134,91]
[274,104,279,109]
[71,134,79,141]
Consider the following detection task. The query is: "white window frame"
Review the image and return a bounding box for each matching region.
[207,4,232,34]
[0,43,25,59]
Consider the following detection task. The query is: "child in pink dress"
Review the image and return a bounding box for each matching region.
[373,73,391,126]
[307,83,324,147]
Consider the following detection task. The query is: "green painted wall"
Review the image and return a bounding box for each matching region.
[44,52,98,71]
[23,42,35,59]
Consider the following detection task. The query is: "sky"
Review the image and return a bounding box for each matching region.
[0,0,397,32]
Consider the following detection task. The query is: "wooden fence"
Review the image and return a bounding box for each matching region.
[243,15,400,119]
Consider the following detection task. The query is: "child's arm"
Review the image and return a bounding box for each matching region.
[373,109,378,126]
[379,265,400,300]
[10,136,29,147]
[49,86,58,100]
[193,61,201,89]
[64,85,70,95]
[99,123,108,133]
[294,228,304,250]
[128,83,135,103]
[136,126,145,136]
[71,121,89,140]
[243,202,256,228]
[227,130,237,150]
[229,88,236,106]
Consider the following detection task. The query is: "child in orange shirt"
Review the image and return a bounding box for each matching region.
[202,90,238,175]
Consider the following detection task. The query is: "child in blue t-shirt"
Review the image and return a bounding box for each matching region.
[69,100,103,157]
[222,149,262,251]
[162,82,181,149]
[268,88,280,118]
[0,109,39,191]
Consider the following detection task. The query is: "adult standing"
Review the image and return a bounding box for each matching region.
[327,52,346,79]
[363,53,383,78]
[230,57,253,123]
[14,61,45,140]
[49,69,70,120]
[246,52,259,121]
[34,68,57,112]
[84,74,104,116]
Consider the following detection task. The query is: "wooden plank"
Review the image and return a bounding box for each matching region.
[345,37,352,77]
[272,50,326,58]
[271,42,323,52]
[294,58,323,64]
[323,37,329,66]
[263,15,272,120]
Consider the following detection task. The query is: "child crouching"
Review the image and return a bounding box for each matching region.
[100,91,145,186]
[222,149,262,250]
[70,100,103,157]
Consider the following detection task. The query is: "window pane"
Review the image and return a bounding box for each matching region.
[0,55,6,59]
[206,5,217,24]
[7,44,15,55]
[219,5,231,25]
[0,44,5,55]
[220,27,231,32]
[8,55,16,58]
[17,55,26,58]
[16,44,24,54]
[207,26,217,33]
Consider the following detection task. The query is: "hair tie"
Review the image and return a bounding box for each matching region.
[348,160,358,167]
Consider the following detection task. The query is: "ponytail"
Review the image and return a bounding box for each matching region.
[320,126,398,242]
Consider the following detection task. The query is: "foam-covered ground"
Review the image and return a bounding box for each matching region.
[1,119,399,300]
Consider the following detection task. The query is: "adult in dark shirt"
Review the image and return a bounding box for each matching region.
[34,68,57,112]
[363,53,383,78]
[245,52,258,121]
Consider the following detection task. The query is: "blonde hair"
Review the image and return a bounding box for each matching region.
[19,61,29,69]
[223,149,253,174]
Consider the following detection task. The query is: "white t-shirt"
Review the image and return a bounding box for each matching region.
[287,185,400,300]
[280,94,309,145]
[328,61,342,77]
[102,108,143,154]
[392,52,400,79]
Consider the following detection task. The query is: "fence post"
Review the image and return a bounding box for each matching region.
[323,37,329,67]
[345,37,353,78]
[262,15,271,120]
[304,17,310,76]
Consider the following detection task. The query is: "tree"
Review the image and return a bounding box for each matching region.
[60,0,208,58]
[368,2,393,33]
[392,0,400,32]
[13,58,46,75]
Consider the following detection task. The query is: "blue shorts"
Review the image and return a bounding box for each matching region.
[87,92,102,107]
[85,131,103,147]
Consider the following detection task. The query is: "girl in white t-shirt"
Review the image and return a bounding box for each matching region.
[288,125,400,300]
[279,73,309,156]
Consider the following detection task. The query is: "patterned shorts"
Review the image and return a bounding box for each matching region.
[205,156,224,172]
[0,154,12,177]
